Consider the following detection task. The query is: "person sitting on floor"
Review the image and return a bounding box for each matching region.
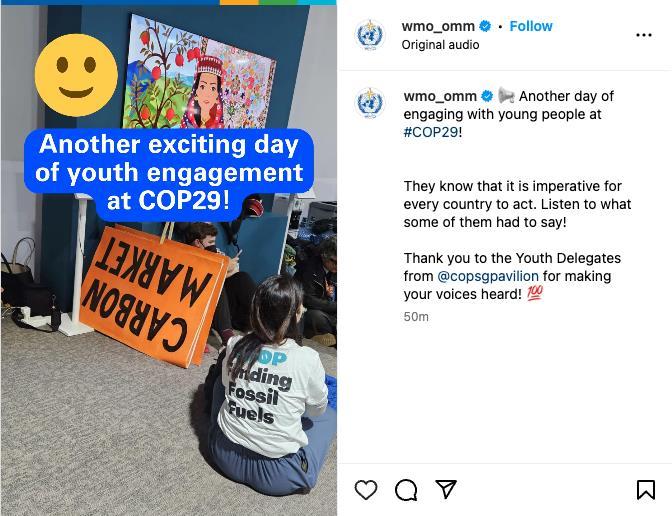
[183,222,256,350]
[294,236,337,347]
[208,275,336,496]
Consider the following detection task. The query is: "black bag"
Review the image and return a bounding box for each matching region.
[1,237,36,307]
[2,238,59,321]
[21,283,57,317]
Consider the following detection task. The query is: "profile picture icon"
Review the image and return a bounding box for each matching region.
[356,88,384,119]
[356,19,384,50]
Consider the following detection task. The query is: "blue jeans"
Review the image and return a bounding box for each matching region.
[208,375,336,496]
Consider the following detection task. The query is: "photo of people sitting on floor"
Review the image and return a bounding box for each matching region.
[1,4,336,514]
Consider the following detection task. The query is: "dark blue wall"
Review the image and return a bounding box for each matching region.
[41,5,307,309]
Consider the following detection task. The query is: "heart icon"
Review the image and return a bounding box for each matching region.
[354,480,378,500]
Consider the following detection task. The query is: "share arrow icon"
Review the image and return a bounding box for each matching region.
[435,480,457,499]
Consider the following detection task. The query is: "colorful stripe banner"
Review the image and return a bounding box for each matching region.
[2,0,334,4]
[221,0,336,4]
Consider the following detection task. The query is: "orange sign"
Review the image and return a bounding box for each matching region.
[112,225,227,366]
[80,225,228,368]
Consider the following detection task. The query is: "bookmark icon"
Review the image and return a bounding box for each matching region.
[637,480,655,501]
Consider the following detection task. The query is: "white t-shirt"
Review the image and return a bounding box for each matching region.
[217,336,328,458]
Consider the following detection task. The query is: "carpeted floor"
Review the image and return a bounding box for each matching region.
[1,320,336,515]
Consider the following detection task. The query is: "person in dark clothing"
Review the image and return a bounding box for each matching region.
[295,236,336,346]
[183,222,256,350]
[211,270,256,335]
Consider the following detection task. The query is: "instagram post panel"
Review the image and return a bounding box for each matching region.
[1,1,670,515]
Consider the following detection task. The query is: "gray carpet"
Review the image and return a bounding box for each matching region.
[1,320,336,515]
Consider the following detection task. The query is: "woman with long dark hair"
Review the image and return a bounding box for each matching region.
[181,55,225,129]
[208,276,336,496]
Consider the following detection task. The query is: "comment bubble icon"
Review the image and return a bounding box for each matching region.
[395,479,418,501]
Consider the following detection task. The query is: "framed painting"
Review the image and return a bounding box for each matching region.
[122,14,276,129]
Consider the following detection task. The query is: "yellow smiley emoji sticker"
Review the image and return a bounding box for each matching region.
[35,34,118,117]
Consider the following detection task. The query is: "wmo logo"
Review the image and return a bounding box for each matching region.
[356,88,384,119]
[356,19,384,50]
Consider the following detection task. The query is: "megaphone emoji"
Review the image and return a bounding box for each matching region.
[498,87,515,103]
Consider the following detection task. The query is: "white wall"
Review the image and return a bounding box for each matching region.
[288,6,337,206]
[1,7,46,276]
